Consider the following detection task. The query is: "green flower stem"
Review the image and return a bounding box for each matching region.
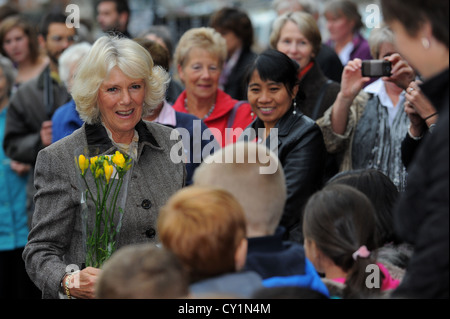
[80,153,131,268]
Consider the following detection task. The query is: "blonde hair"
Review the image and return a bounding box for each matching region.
[174,27,227,69]
[270,11,322,57]
[158,186,246,283]
[71,36,169,124]
[193,142,286,236]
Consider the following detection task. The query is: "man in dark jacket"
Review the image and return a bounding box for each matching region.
[3,12,74,227]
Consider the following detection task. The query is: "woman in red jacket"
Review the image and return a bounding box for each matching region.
[172,27,254,147]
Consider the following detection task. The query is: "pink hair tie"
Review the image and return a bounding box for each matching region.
[352,245,371,260]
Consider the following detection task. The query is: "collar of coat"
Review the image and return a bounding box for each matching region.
[84,120,161,152]
[251,106,305,137]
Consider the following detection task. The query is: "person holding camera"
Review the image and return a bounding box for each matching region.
[317,26,415,192]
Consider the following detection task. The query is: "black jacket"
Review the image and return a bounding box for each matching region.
[316,44,343,84]
[241,108,326,243]
[223,48,257,101]
[297,61,340,121]
[392,68,449,299]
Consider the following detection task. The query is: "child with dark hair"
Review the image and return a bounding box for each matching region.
[303,184,400,299]
[327,169,413,271]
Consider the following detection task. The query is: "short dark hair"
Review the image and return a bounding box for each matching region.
[381,0,449,49]
[245,49,299,96]
[97,0,130,14]
[38,12,71,39]
[209,7,254,50]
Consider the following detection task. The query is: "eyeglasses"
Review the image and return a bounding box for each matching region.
[49,35,79,43]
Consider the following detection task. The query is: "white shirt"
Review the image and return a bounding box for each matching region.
[338,41,354,66]
[364,78,405,127]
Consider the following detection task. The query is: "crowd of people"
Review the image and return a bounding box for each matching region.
[0,0,447,301]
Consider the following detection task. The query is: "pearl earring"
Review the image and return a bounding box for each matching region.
[293,99,297,115]
[422,37,431,50]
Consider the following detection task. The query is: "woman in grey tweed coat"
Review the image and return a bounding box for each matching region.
[22,36,186,299]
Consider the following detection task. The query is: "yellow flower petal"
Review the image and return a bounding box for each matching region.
[78,154,89,175]
[104,164,114,184]
[112,151,126,169]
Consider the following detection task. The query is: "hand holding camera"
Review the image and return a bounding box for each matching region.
[340,58,371,102]
[382,53,416,90]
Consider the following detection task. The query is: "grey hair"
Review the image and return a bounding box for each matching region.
[368,25,395,59]
[58,42,92,88]
[71,36,169,124]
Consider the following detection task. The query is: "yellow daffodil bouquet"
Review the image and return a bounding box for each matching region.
[76,150,132,268]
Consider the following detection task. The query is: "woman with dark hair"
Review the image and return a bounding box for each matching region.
[209,7,257,101]
[303,184,400,299]
[240,49,326,243]
[381,0,449,299]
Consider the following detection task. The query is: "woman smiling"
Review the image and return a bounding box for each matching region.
[22,36,185,299]
[241,49,326,244]
[172,27,254,147]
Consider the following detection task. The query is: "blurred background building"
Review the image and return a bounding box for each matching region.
[0,0,380,51]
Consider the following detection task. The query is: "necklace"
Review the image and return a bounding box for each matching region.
[184,98,215,120]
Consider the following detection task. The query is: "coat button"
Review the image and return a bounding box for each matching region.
[145,228,156,238]
[141,199,152,209]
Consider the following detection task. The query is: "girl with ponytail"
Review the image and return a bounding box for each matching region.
[302,184,399,299]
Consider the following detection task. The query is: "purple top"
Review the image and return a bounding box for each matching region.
[327,33,374,86]
[326,32,373,62]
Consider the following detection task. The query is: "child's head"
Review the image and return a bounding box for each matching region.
[303,184,382,298]
[96,243,189,299]
[158,186,248,283]
[327,169,399,246]
[193,141,286,237]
